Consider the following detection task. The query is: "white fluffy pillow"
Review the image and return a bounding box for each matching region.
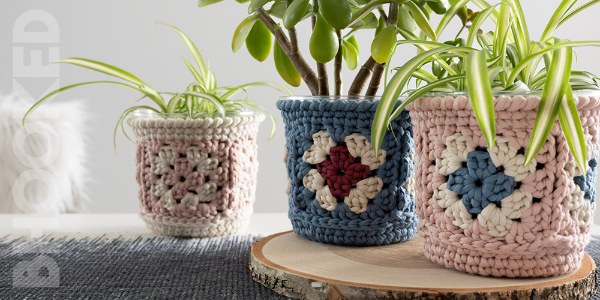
[0,94,86,213]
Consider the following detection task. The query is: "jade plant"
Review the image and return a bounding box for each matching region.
[371,0,600,172]
[201,0,451,96]
[24,24,288,144]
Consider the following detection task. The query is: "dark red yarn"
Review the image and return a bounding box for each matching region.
[317,145,370,197]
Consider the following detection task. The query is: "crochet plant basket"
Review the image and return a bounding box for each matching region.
[277,97,417,246]
[409,93,600,278]
[129,113,264,237]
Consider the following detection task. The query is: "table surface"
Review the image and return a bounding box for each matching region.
[0,213,293,236]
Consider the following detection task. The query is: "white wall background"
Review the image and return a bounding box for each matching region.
[1,1,600,220]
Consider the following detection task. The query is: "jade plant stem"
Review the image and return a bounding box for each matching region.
[259,2,401,97]
[366,2,398,97]
[312,0,329,96]
[334,29,343,96]
[258,9,319,95]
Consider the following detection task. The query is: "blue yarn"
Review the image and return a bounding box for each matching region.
[574,158,598,204]
[448,150,514,215]
[277,98,416,246]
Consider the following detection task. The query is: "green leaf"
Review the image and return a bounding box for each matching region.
[388,74,466,120]
[182,57,205,86]
[541,0,577,41]
[466,49,496,149]
[404,1,436,41]
[283,0,309,29]
[524,45,573,166]
[426,0,448,14]
[60,58,144,85]
[347,0,388,28]
[371,26,397,63]
[318,0,352,29]
[179,91,226,117]
[274,41,301,86]
[466,4,497,47]
[232,15,259,52]
[161,23,210,79]
[371,45,472,152]
[558,85,587,172]
[220,81,292,100]
[198,0,224,7]
[397,4,417,33]
[309,13,339,63]
[246,20,273,62]
[23,81,165,126]
[436,0,469,36]
[507,41,600,85]
[559,0,600,27]
[114,105,159,149]
[342,37,360,70]
[249,0,272,13]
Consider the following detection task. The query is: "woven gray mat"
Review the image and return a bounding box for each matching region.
[1,233,600,299]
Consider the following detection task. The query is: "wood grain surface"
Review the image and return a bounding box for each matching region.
[249,231,597,300]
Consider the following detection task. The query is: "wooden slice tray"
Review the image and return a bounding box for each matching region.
[249,231,597,300]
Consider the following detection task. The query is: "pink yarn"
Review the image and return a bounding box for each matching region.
[409,94,600,277]
[130,114,263,237]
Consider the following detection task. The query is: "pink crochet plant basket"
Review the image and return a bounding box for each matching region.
[409,93,600,278]
[129,113,264,237]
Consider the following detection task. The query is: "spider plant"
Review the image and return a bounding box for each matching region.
[23,24,290,146]
[371,0,600,172]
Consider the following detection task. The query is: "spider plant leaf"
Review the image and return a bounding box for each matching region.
[389,74,466,120]
[232,15,259,52]
[182,57,205,86]
[23,81,163,126]
[558,85,587,172]
[60,58,144,85]
[508,0,530,59]
[404,1,436,41]
[221,81,292,100]
[114,105,160,149]
[524,45,572,166]
[541,0,577,41]
[507,41,600,85]
[466,3,499,47]
[437,0,483,36]
[179,91,226,117]
[559,0,600,27]
[198,0,224,7]
[161,23,209,79]
[371,45,471,152]
[231,99,277,138]
[466,49,496,148]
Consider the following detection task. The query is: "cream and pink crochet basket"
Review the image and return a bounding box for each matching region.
[129,113,264,237]
[409,93,600,278]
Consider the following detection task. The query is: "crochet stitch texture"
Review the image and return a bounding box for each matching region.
[409,94,600,277]
[130,114,263,237]
[278,98,417,246]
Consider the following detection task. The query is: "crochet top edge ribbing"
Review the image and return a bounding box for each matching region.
[408,93,600,112]
[128,114,265,129]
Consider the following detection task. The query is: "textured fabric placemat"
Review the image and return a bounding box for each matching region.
[1,233,600,299]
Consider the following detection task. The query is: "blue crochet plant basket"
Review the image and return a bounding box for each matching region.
[277,97,417,246]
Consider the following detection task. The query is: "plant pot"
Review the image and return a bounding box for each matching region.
[129,112,264,237]
[277,97,417,246]
[409,93,600,277]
